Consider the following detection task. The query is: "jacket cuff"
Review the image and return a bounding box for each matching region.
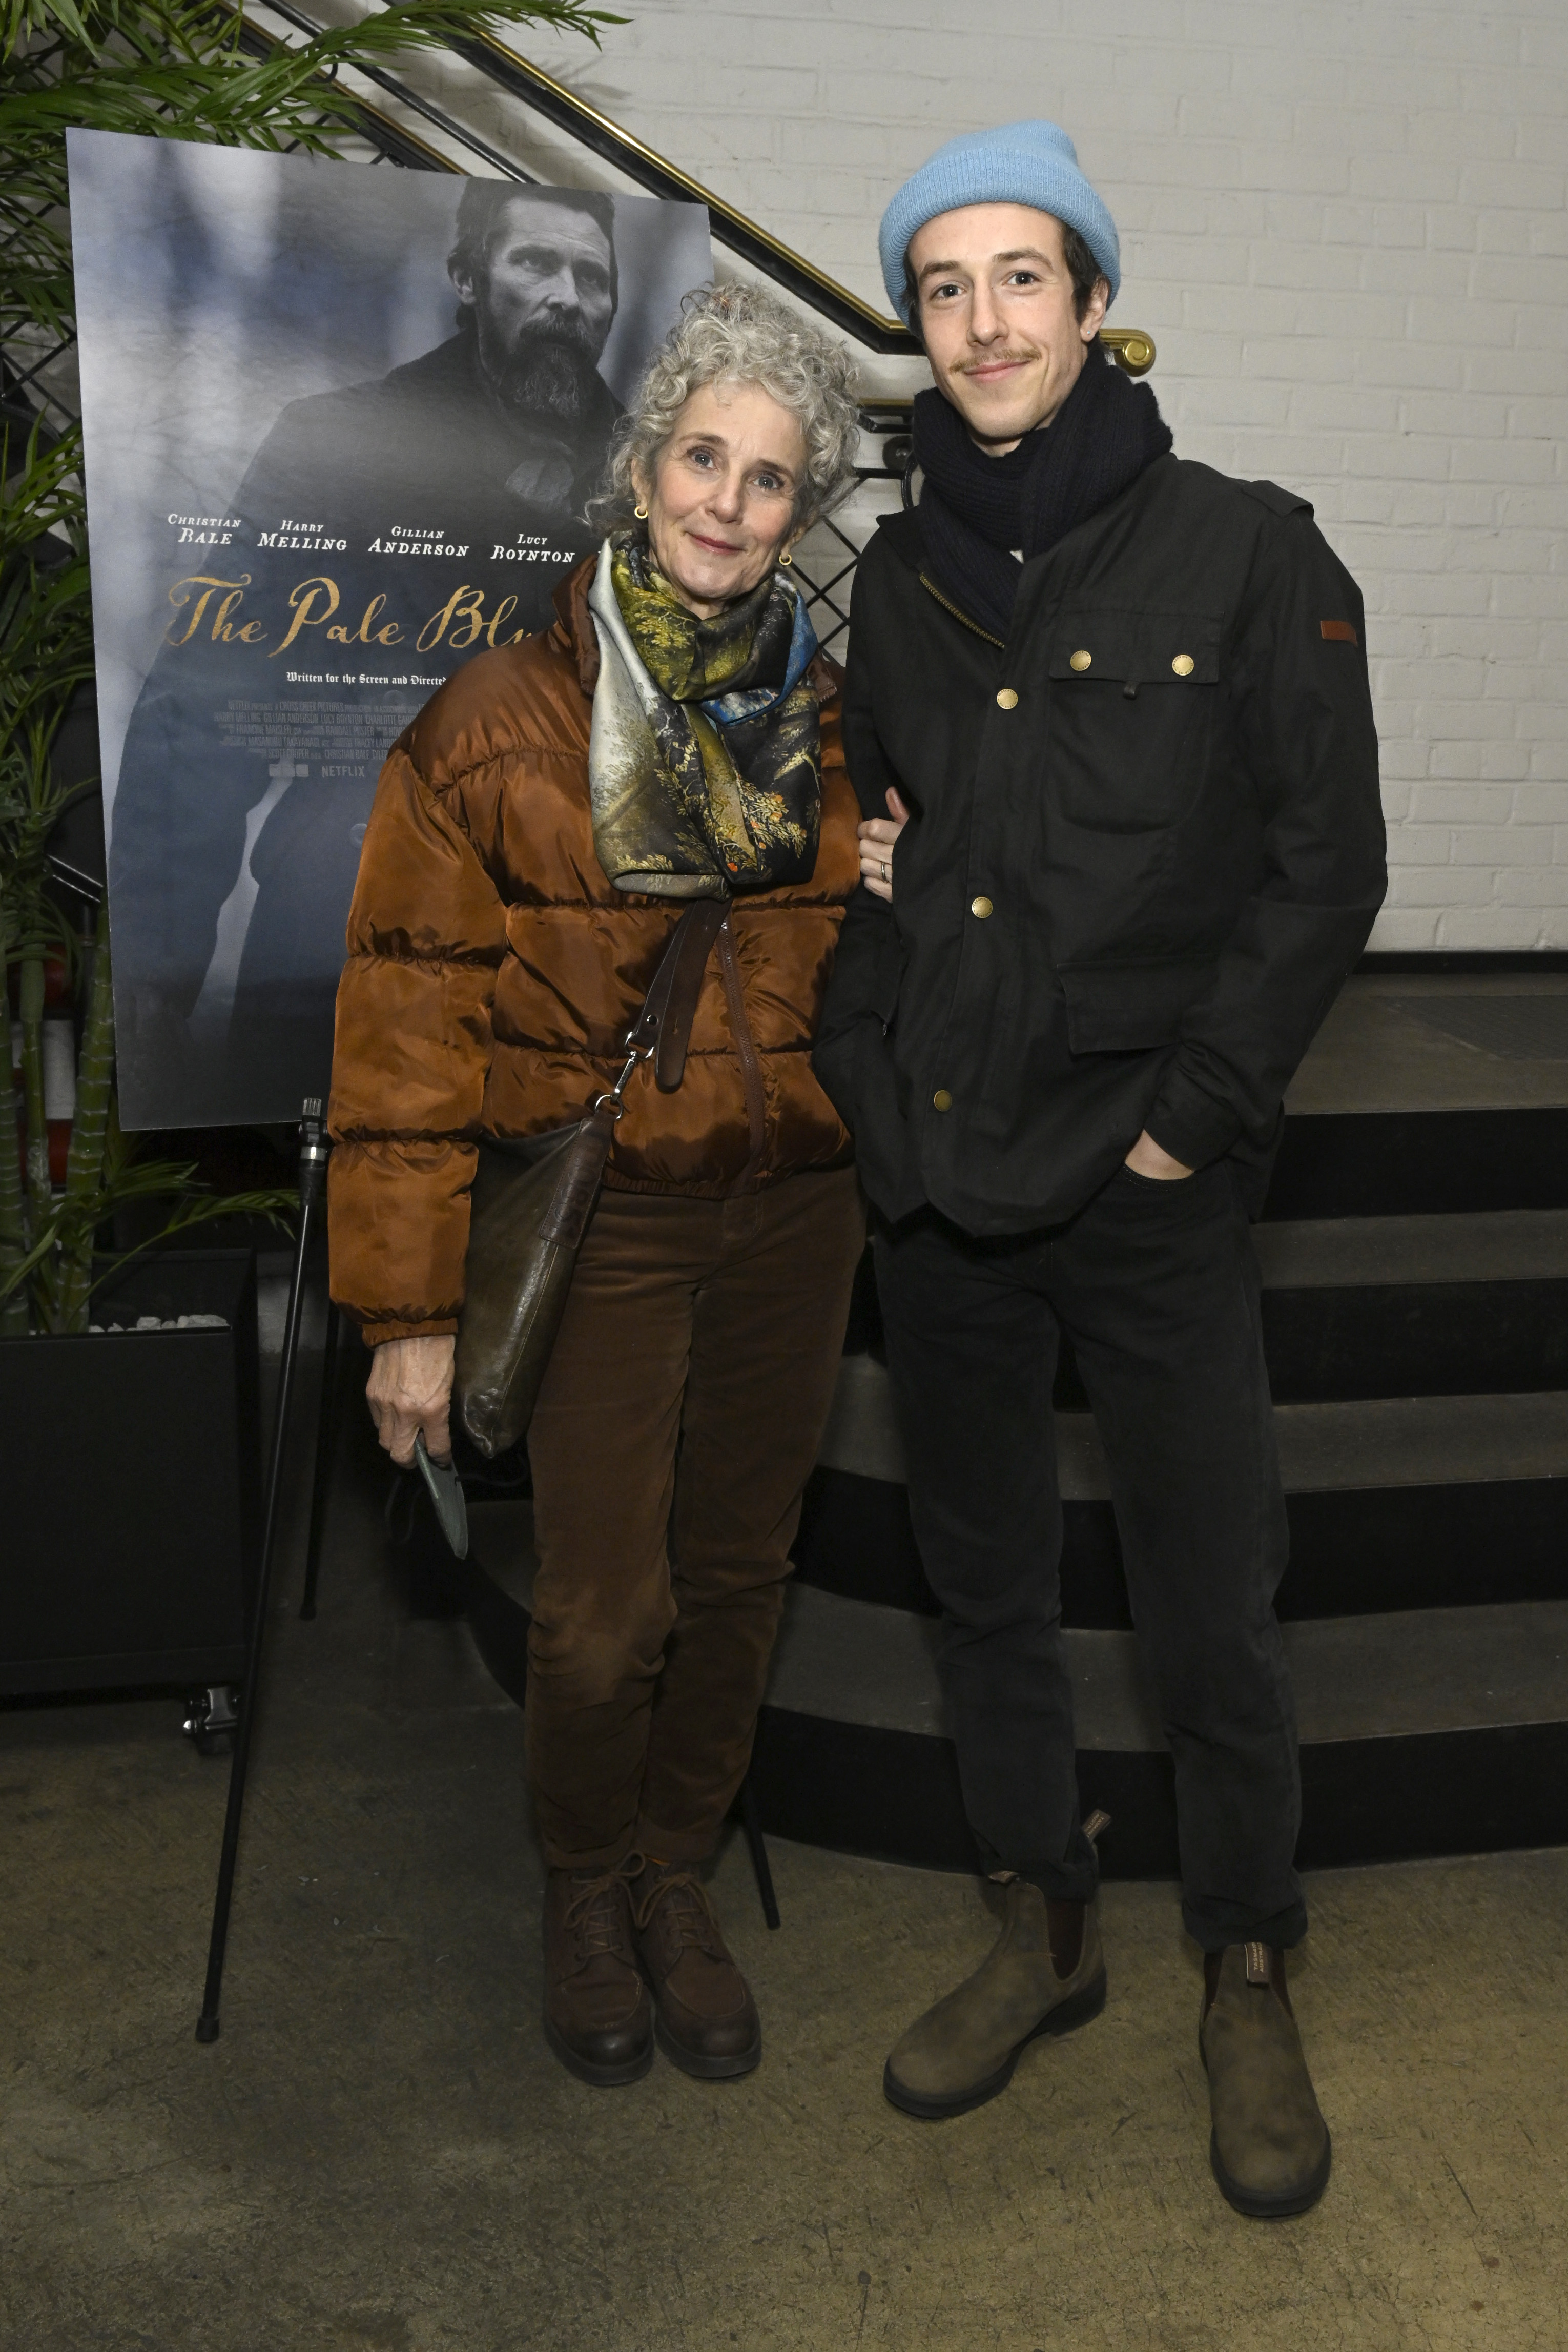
[1144,1064,1244,1172]
[355,1317,460,1349]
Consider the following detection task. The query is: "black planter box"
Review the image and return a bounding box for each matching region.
[1,1250,261,1696]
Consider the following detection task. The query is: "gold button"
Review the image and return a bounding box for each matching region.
[932,1088,953,1112]
[1171,653,1195,677]
[970,895,993,919]
[995,687,1019,710]
[1069,649,1092,672]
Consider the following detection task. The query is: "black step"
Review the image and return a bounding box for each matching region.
[749,1585,1568,1877]
[749,1706,1568,1879]
[1046,1210,1568,1407]
[1256,1211,1568,1400]
[797,1363,1568,1626]
[859,1208,1568,1411]
[1265,975,1568,1218]
[1266,1109,1568,1218]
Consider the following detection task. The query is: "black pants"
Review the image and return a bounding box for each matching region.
[874,1160,1305,1952]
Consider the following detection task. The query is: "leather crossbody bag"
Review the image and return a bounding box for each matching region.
[454,898,728,1457]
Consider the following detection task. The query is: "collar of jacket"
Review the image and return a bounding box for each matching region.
[877,457,1186,638]
[875,505,930,577]
[552,553,843,710]
[874,504,1000,644]
[551,555,603,696]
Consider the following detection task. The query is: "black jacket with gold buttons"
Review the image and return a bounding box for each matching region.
[814,453,1387,1235]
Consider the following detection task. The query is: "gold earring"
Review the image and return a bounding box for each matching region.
[779,547,793,566]
[634,504,648,520]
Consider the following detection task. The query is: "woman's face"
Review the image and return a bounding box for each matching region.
[635,380,808,617]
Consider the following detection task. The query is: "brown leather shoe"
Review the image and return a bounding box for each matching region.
[630,1862,761,2079]
[543,1860,653,2088]
[1201,1942,1331,2217]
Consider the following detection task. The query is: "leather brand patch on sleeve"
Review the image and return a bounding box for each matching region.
[1320,619,1358,645]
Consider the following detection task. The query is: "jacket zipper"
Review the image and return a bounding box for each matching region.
[716,916,768,1189]
[917,571,1007,649]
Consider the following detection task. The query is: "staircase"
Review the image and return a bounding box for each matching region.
[753,966,1568,1877]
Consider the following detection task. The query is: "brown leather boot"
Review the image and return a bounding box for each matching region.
[629,1862,762,2079]
[542,1860,653,2088]
[883,1883,1106,2119]
[1201,1942,1331,2218]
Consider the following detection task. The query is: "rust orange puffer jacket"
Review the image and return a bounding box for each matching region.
[327,563,860,1342]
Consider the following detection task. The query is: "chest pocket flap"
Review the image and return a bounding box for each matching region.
[1044,607,1225,834]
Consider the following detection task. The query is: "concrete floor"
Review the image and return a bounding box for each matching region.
[5,1425,1566,2351]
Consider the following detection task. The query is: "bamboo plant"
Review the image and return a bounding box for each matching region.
[2,0,616,1335]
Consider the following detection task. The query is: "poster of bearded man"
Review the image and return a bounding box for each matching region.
[69,129,711,1128]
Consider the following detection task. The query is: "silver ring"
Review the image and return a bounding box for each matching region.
[880,860,889,881]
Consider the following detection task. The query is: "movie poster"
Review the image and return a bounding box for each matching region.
[69,130,712,1128]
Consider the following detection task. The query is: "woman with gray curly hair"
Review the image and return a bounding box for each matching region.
[329,280,896,2090]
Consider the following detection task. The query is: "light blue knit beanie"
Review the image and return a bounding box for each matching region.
[879,120,1121,321]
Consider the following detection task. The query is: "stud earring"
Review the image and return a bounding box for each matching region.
[634,504,648,520]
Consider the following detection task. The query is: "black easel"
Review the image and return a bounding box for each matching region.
[195,1099,330,2043]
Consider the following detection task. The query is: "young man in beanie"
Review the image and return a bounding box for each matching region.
[815,120,1386,2218]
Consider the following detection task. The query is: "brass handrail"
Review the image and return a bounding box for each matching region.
[450,33,1154,373]
[1100,328,1156,375]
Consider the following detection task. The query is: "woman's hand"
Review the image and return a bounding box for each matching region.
[857,787,911,902]
[366,1333,456,1466]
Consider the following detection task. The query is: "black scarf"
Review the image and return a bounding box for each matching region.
[911,352,1173,641]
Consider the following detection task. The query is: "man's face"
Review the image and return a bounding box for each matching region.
[455,197,615,426]
[908,203,1109,452]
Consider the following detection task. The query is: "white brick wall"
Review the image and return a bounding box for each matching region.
[400,0,1568,948]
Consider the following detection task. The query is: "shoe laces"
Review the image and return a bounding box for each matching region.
[632,1867,721,1955]
[563,1855,641,1960]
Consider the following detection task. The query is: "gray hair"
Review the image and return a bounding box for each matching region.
[589,280,862,537]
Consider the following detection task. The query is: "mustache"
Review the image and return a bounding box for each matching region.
[954,347,1041,373]
[510,311,601,360]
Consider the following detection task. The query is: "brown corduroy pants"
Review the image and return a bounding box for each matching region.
[524,1167,864,1871]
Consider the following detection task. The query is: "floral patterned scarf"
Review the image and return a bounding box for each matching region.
[587,533,822,899]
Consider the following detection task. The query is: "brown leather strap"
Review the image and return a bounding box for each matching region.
[623,898,729,1094]
[537,1104,621,1251]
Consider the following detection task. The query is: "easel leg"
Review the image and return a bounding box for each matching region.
[196,1102,331,2043]
[739,1775,781,1931]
